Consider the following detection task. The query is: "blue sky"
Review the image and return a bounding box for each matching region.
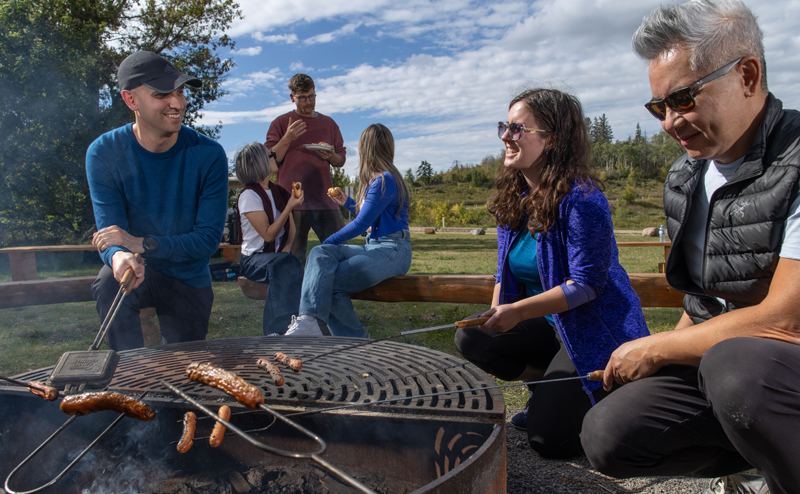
[202,0,800,178]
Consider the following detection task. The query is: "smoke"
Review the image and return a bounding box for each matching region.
[78,411,175,494]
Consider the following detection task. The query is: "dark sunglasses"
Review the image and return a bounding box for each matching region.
[498,122,549,141]
[644,57,744,121]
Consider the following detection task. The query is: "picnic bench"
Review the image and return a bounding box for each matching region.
[237,272,684,308]
[0,243,241,309]
[0,241,679,309]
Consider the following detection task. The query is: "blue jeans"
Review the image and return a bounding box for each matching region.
[299,230,412,337]
[239,252,303,335]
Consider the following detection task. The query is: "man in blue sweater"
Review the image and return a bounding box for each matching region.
[86,51,229,351]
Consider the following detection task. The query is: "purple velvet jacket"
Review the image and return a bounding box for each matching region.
[495,184,648,394]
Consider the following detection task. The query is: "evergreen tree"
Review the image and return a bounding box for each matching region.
[416,160,433,184]
[404,168,416,184]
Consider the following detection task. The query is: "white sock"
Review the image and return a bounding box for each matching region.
[298,315,315,322]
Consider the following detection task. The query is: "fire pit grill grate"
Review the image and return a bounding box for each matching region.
[2,336,504,420]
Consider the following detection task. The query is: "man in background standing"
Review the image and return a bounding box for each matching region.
[266,73,347,264]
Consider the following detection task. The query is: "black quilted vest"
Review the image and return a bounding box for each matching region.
[663,95,800,323]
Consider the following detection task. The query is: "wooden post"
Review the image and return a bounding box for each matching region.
[8,251,38,281]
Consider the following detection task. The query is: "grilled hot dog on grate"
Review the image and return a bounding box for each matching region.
[274,352,302,372]
[256,358,284,386]
[186,362,264,409]
[60,391,156,421]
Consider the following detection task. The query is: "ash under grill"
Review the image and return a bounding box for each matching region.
[4,336,503,419]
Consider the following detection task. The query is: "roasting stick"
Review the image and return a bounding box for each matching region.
[285,371,605,418]
[4,390,150,494]
[301,316,492,364]
[161,381,377,494]
[89,253,143,351]
[0,376,59,400]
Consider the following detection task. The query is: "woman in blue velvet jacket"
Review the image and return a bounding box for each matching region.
[455,89,648,458]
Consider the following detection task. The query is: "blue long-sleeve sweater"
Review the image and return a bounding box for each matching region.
[324,172,409,244]
[86,124,229,287]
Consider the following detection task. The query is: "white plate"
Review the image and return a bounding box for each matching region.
[303,144,333,151]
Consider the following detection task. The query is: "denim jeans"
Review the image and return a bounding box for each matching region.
[299,230,412,337]
[239,252,303,335]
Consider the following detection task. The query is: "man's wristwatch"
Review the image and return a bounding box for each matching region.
[142,236,159,256]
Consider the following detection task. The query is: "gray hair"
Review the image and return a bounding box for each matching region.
[234,142,271,185]
[632,0,766,89]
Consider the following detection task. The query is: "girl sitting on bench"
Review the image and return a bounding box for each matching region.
[286,124,411,337]
[234,142,304,335]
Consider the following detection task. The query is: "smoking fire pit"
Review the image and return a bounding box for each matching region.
[0,336,506,493]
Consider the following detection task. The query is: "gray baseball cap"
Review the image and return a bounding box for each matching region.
[117,51,202,93]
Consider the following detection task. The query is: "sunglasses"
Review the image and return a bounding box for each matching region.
[644,57,744,121]
[498,122,549,141]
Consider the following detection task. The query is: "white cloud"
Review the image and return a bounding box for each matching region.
[231,46,263,56]
[222,68,283,99]
[304,22,361,45]
[210,0,800,173]
[252,32,299,44]
[289,61,312,72]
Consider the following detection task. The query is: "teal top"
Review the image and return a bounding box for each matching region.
[507,231,554,324]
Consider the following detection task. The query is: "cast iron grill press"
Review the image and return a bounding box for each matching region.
[5,255,144,494]
[46,254,143,394]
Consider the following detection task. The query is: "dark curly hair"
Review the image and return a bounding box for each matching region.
[486,88,601,236]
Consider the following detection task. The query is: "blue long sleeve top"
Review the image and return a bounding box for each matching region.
[86,124,229,287]
[324,172,409,245]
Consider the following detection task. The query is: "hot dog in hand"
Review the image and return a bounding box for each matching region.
[292,182,302,198]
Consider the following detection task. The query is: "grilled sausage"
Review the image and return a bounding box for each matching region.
[256,358,284,386]
[292,182,302,198]
[28,381,58,401]
[60,392,156,421]
[274,352,303,372]
[176,411,196,453]
[209,405,231,448]
[186,362,264,409]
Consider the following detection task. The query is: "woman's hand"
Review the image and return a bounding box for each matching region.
[287,189,304,210]
[479,305,522,333]
[327,187,348,206]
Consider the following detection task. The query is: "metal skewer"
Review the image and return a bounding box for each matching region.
[169,410,277,444]
[0,376,59,401]
[4,390,150,494]
[286,371,605,418]
[301,316,491,364]
[161,381,377,494]
[89,254,143,351]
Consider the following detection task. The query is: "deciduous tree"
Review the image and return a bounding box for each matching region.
[0,0,242,245]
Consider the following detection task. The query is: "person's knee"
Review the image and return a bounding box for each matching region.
[454,327,482,360]
[580,404,633,477]
[700,339,771,432]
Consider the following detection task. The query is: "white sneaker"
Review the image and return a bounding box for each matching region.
[704,469,770,494]
[285,315,323,336]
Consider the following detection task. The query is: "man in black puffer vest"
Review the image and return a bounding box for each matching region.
[581,1,800,493]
